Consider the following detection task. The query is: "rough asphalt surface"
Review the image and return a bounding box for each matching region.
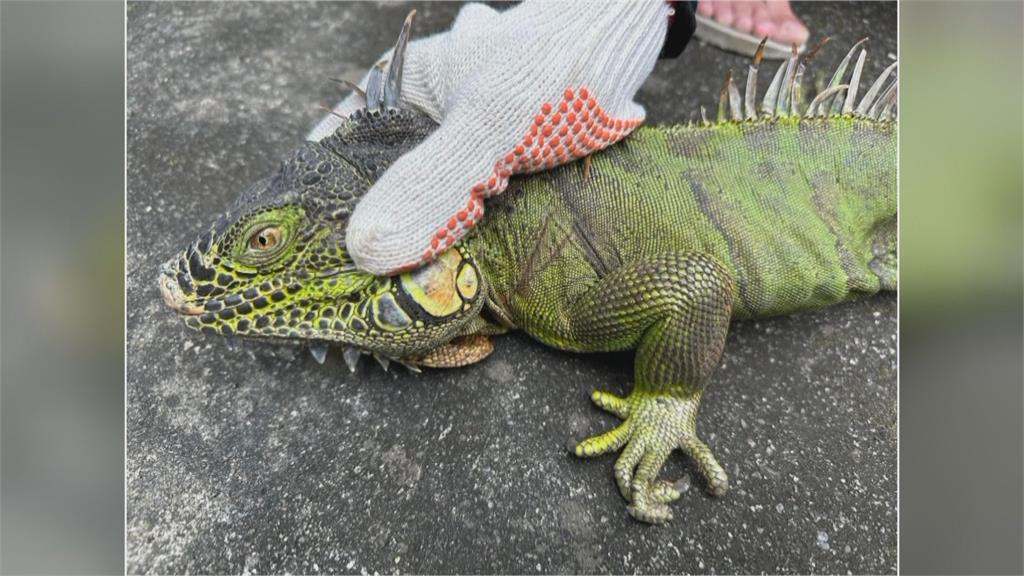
[127,2,897,574]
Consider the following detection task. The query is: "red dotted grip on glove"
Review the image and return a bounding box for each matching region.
[407,86,642,269]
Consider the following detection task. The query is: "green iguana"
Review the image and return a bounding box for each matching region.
[158,16,896,524]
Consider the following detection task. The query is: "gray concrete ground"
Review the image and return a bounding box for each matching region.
[127,2,897,574]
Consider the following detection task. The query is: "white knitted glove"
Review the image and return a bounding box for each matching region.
[309,1,671,275]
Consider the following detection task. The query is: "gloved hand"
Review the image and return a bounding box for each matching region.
[309,1,672,275]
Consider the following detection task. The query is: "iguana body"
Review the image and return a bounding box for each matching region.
[474,116,895,327]
[158,20,897,523]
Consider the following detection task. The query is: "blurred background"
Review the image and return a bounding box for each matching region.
[898,2,1022,573]
[1,1,124,573]
[0,1,1020,574]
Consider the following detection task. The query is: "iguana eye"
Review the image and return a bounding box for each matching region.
[248,226,281,251]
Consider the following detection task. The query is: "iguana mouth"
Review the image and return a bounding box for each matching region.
[158,267,202,315]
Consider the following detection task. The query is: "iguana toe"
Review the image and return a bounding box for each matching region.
[629,480,684,524]
[590,389,630,418]
[679,433,729,497]
[649,479,682,504]
[574,421,630,457]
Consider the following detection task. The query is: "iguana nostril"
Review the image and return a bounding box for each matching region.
[158,273,177,308]
[158,270,202,315]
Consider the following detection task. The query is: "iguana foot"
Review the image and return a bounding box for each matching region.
[574,389,728,524]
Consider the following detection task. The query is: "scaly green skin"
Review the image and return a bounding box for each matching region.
[159,107,896,524]
[468,114,896,522]
[473,115,896,326]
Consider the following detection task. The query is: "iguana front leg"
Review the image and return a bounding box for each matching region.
[563,252,733,523]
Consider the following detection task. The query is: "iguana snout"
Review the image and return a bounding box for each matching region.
[158,260,202,315]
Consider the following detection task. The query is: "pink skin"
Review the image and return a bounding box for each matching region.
[731,1,755,35]
[700,0,809,46]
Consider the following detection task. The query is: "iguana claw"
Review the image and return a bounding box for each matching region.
[574,389,728,524]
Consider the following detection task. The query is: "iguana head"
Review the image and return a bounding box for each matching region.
[158,12,485,363]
